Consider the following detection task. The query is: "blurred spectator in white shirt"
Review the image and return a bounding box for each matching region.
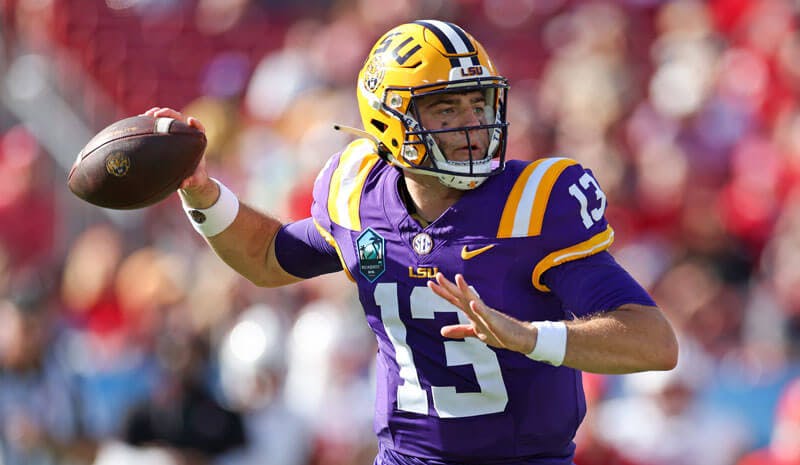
[594,336,753,465]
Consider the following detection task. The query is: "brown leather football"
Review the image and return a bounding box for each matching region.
[67,115,206,209]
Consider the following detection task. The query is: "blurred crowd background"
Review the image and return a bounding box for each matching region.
[1,0,800,464]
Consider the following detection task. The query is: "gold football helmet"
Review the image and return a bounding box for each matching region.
[356,20,509,190]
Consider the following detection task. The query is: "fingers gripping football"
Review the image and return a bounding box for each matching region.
[142,108,218,208]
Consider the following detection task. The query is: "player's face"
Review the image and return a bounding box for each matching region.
[415,90,491,162]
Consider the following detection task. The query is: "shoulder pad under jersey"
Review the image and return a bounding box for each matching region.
[496,157,615,291]
[311,138,381,234]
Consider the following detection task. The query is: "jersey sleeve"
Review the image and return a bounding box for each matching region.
[530,159,615,292]
[308,139,382,283]
[309,149,341,235]
[302,149,354,281]
[274,218,342,278]
[541,251,656,317]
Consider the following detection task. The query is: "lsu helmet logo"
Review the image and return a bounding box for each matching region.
[459,65,484,77]
[363,56,386,93]
[105,152,130,177]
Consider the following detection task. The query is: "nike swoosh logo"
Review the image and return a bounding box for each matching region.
[461,244,496,260]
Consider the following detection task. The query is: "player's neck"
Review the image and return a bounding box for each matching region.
[400,172,463,225]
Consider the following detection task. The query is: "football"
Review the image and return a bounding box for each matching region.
[67,115,206,209]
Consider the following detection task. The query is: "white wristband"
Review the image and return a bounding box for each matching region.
[180,178,239,237]
[526,321,567,366]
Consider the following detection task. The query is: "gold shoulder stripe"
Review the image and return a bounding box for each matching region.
[328,139,379,231]
[497,159,544,237]
[527,158,576,236]
[497,158,577,238]
[532,226,615,292]
[313,219,355,283]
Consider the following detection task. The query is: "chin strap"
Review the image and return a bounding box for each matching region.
[333,124,397,165]
[333,124,380,144]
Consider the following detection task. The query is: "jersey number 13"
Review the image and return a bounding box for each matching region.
[375,283,509,418]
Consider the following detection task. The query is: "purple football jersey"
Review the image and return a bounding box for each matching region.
[310,139,615,463]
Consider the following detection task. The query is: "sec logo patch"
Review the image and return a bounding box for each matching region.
[412,233,433,255]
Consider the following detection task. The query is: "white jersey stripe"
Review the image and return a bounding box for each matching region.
[329,140,377,230]
[511,157,566,237]
[334,148,367,230]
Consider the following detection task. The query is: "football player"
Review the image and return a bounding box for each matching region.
[148,19,678,465]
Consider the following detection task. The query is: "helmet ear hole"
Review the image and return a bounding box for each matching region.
[391,139,399,147]
[370,119,388,133]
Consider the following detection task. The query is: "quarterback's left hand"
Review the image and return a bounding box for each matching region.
[428,273,537,354]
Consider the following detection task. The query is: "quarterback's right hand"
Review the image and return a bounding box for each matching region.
[142,107,219,208]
